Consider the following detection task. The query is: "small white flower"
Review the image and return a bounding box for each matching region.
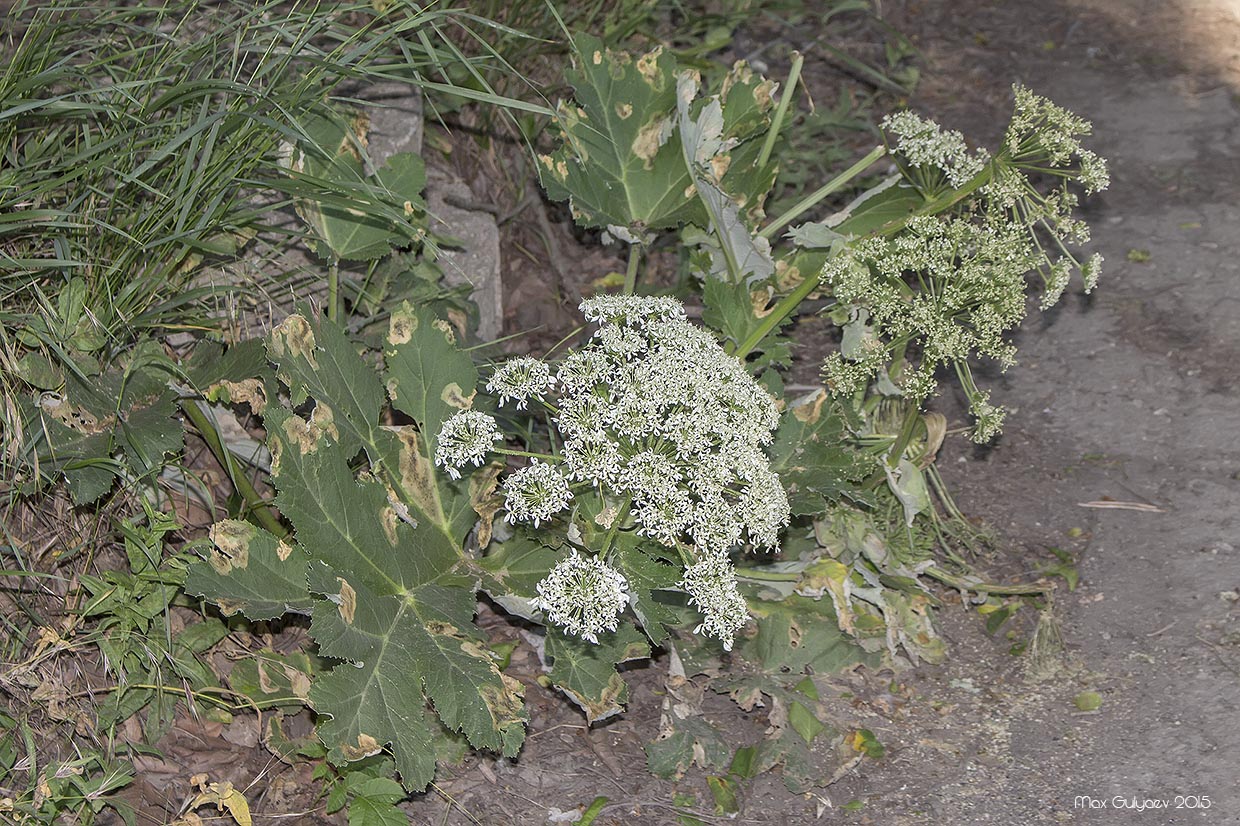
[503,460,573,527]
[681,554,749,651]
[487,357,552,410]
[536,549,630,644]
[434,411,502,479]
[579,295,685,327]
[1081,253,1103,294]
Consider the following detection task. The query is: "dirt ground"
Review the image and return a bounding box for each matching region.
[98,1,1240,822]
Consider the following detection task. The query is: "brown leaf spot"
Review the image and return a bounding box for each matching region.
[469,463,504,549]
[431,318,456,345]
[208,520,253,573]
[709,153,731,181]
[393,426,440,518]
[441,382,475,410]
[388,305,418,346]
[792,389,828,424]
[275,540,293,562]
[270,314,319,369]
[340,733,382,760]
[425,620,459,637]
[636,46,664,86]
[337,578,356,625]
[380,506,399,547]
[287,667,311,699]
[281,416,319,455]
[257,660,278,694]
[310,403,340,443]
[592,49,603,65]
[632,117,669,168]
[478,673,526,727]
[209,378,267,414]
[750,289,776,318]
[615,102,633,119]
[753,78,776,110]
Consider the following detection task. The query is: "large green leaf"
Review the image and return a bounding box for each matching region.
[190,307,525,791]
[769,390,869,514]
[545,622,649,724]
[292,110,425,261]
[539,34,692,234]
[310,577,524,791]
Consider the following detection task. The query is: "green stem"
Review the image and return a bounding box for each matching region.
[760,144,887,240]
[733,269,819,361]
[758,52,804,170]
[924,566,1049,596]
[327,257,340,324]
[495,448,558,461]
[599,498,632,560]
[622,244,641,295]
[886,403,923,468]
[181,400,287,538]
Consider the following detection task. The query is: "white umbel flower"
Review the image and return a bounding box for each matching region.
[681,554,749,651]
[487,356,553,410]
[536,549,630,643]
[503,460,573,527]
[882,110,990,188]
[434,411,502,479]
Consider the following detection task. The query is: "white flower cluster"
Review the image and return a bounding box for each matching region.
[433,411,502,479]
[556,296,787,554]
[1006,84,1110,194]
[882,110,991,189]
[681,555,749,651]
[503,460,573,527]
[486,356,552,410]
[437,295,790,647]
[824,92,1108,442]
[535,549,629,644]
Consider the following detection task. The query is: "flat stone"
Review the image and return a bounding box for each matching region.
[426,163,504,341]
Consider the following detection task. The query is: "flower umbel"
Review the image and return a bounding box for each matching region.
[503,460,573,527]
[681,553,749,651]
[434,410,502,479]
[536,549,630,644]
[487,356,553,410]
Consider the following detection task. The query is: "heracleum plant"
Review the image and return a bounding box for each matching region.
[188,33,1111,795]
[821,86,1110,442]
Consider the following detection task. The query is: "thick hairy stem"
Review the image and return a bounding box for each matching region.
[622,244,641,295]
